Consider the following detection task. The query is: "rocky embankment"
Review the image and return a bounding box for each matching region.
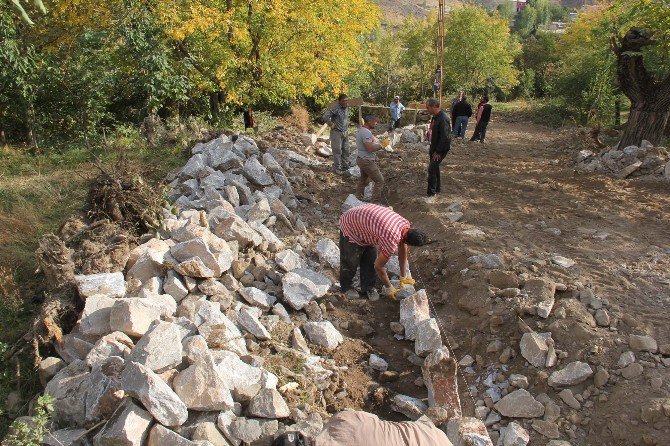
[17,132,493,446]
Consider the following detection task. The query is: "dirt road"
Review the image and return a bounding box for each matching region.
[294,115,670,445]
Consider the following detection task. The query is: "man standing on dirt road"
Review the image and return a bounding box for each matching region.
[355,114,387,203]
[338,203,428,300]
[426,98,451,197]
[388,96,405,132]
[323,94,352,176]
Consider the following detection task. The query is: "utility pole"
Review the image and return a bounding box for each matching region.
[436,0,445,105]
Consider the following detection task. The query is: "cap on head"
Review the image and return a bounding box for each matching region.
[363,114,378,123]
[272,432,311,446]
[394,95,400,99]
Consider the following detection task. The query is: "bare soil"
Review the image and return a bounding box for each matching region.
[292,114,670,445]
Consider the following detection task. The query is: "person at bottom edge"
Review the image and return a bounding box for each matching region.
[425,98,451,197]
[272,410,453,446]
[338,203,428,301]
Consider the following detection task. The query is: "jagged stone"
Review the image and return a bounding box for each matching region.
[291,327,310,354]
[487,270,519,290]
[93,400,152,446]
[43,428,88,446]
[238,307,271,340]
[498,421,529,446]
[548,361,593,388]
[121,361,188,427]
[86,332,134,368]
[303,321,344,349]
[341,194,365,213]
[248,388,290,418]
[415,318,443,357]
[239,287,276,310]
[399,289,430,341]
[211,214,262,248]
[629,334,658,353]
[519,332,550,368]
[129,321,183,373]
[391,394,427,420]
[494,389,545,418]
[74,272,126,299]
[38,357,65,387]
[243,157,274,187]
[173,357,234,411]
[171,239,224,278]
[79,295,117,336]
[523,278,555,318]
[109,299,163,337]
[127,242,169,284]
[275,249,303,272]
[44,360,90,427]
[422,347,461,419]
[446,417,493,446]
[315,238,340,269]
[191,422,231,446]
[281,268,331,310]
[467,254,504,269]
[249,221,284,252]
[147,424,212,446]
[369,354,388,372]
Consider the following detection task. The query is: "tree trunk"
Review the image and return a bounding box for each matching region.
[613,28,670,147]
[620,109,669,148]
[209,92,220,115]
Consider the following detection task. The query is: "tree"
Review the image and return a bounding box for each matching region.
[443,6,520,95]
[7,0,46,25]
[611,0,670,146]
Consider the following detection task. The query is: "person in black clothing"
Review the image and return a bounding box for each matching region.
[470,95,493,143]
[452,96,473,142]
[425,98,451,196]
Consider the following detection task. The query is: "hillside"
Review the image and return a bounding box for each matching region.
[374,0,461,25]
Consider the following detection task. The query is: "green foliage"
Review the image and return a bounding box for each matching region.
[516,32,559,97]
[3,395,54,446]
[443,6,520,95]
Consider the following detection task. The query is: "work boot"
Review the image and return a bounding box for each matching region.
[345,289,360,300]
[366,289,380,302]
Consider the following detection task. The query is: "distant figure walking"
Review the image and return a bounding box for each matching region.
[323,94,351,175]
[449,91,463,130]
[355,114,386,203]
[452,95,472,142]
[425,98,451,197]
[243,109,255,132]
[388,96,405,132]
[470,95,493,143]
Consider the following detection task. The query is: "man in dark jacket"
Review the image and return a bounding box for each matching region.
[452,95,473,142]
[426,98,451,196]
[470,95,493,143]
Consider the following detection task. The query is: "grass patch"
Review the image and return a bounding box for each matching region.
[0,137,188,438]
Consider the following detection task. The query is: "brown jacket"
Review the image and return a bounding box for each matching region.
[314,411,452,446]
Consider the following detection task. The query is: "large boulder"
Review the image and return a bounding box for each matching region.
[121,362,188,427]
[548,361,593,388]
[129,321,183,373]
[74,272,126,299]
[315,239,340,269]
[281,268,332,310]
[79,295,117,336]
[239,287,276,310]
[109,299,163,337]
[248,388,290,419]
[399,289,430,341]
[173,357,235,411]
[93,400,153,446]
[303,321,344,349]
[44,360,90,427]
[494,389,545,418]
[415,318,442,357]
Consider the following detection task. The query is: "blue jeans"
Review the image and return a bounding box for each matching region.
[454,116,469,139]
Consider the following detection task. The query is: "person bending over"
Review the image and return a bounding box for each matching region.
[339,203,428,300]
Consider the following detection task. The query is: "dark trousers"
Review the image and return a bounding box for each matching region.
[389,119,401,131]
[470,121,489,142]
[427,155,444,196]
[339,230,377,293]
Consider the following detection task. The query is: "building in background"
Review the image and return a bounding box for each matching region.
[511,0,527,14]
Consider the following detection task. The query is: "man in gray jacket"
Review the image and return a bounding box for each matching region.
[323,94,351,175]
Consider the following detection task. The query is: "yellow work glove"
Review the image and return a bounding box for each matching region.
[400,276,416,287]
[382,285,398,301]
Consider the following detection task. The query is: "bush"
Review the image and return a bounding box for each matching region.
[2,395,54,446]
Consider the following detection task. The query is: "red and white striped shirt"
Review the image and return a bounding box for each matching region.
[339,204,411,258]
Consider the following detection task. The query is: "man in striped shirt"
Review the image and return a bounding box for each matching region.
[339,203,428,300]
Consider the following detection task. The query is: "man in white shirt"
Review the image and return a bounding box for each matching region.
[389,96,405,131]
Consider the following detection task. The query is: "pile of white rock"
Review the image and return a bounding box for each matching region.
[576,140,670,180]
[34,134,350,446]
